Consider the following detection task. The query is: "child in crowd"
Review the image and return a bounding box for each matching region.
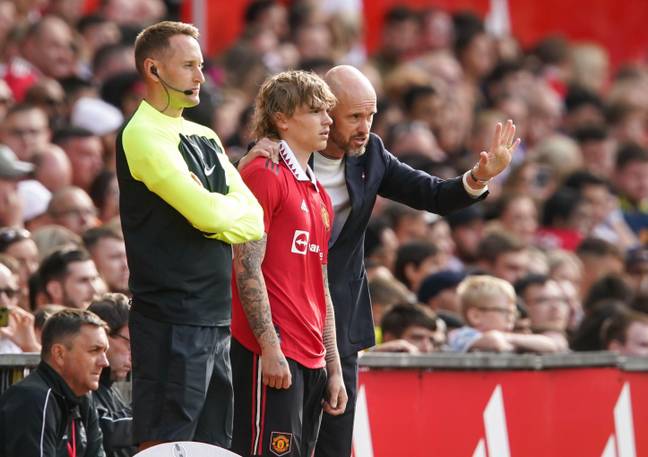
[448,275,563,353]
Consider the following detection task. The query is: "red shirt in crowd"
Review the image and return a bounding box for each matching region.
[231,142,334,369]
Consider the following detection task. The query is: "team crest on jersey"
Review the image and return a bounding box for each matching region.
[320,202,330,231]
[270,431,292,456]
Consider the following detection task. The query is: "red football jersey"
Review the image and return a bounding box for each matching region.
[232,142,334,369]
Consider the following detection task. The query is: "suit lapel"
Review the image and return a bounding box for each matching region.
[329,154,365,246]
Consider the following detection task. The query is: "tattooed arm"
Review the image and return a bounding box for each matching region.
[233,234,292,389]
[321,265,348,415]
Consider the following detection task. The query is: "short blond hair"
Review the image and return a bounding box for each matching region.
[252,70,336,140]
[134,21,199,76]
[457,275,516,319]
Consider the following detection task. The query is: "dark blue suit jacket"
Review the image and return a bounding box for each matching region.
[324,133,486,357]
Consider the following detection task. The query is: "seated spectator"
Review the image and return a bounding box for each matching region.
[32,143,73,193]
[563,86,605,133]
[449,275,563,353]
[33,304,65,342]
[37,247,103,309]
[88,293,136,457]
[83,225,129,294]
[47,186,99,235]
[0,309,108,456]
[427,216,460,271]
[536,187,594,251]
[20,15,77,80]
[364,218,399,273]
[394,241,442,293]
[476,230,530,285]
[624,247,648,295]
[382,202,432,244]
[376,303,443,353]
[53,127,105,194]
[557,278,584,334]
[368,275,414,342]
[0,103,51,161]
[417,269,466,330]
[563,170,638,249]
[602,308,648,356]
[32,224,82,260]
[514,274,570,351]
[0,227,39,310]
[546,248,583,292]
[23,77,67,131]
[576,237,625,300]
[90,170,120,222]
[572,124,614,179]
[571,299,629,351]
[445,204,486,269]
[488,193,538,246]
[0,262,39,353]
[582,274,634,314]
[613,143,648,238]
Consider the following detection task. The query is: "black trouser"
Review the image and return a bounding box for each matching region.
[231,338,327,457]
[314,352,358,457]
[129,309,233,447]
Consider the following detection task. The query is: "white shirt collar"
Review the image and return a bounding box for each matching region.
[279,141,318,188]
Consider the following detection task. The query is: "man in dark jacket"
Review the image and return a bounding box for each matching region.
[0,308,109,457]
[245,65,519,456]
[89,293,136,457]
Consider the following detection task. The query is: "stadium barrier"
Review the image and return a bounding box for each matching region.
[354,352,648,457]
[3,352,647,456]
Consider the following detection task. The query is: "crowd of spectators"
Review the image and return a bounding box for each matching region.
[0,0,647,364]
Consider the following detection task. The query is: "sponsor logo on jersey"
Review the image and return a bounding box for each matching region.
[291,230,309,255]
[291,230,321,255]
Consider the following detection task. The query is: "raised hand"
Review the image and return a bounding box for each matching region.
[0,307,41,352]
[473,119,520,181]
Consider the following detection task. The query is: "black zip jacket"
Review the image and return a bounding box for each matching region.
[0,362,105,457]
[92,369,136,457]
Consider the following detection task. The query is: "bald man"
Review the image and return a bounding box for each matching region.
[244,65,519,456]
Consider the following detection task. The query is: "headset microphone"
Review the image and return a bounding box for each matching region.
[151,66,195,96]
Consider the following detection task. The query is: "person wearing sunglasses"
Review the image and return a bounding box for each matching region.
[0,261,40,353]
[0,226,39,310]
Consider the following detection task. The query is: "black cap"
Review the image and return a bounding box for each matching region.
[418,269,467,303]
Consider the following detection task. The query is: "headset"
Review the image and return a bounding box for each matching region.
[151,65,195,96]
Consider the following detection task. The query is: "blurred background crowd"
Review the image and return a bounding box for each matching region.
[0,0,647,358]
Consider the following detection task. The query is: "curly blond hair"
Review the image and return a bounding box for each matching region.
[252,70,336,140]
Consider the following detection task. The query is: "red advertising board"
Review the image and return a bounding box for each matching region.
[354,368,648,457]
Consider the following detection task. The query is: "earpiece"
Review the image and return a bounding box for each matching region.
[150,65,195,96]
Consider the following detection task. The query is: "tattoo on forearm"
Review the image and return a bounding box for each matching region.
[322,266,339,365]
[234,234,279,348]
